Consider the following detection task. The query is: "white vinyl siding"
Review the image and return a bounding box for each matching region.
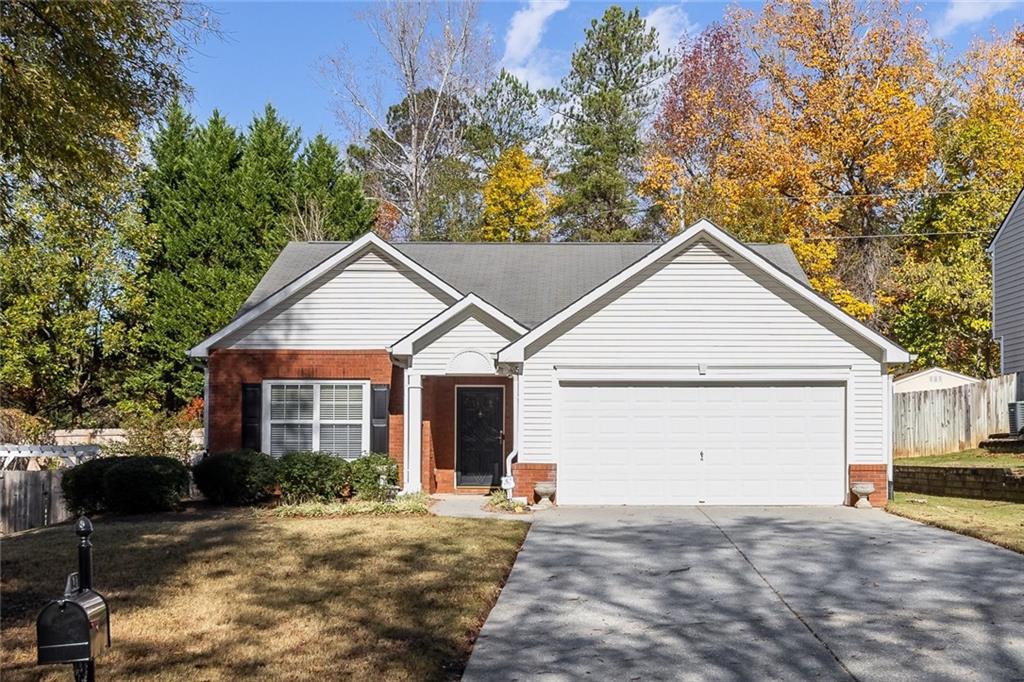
[263,380,370,457]
[519,239,887,466]
[222,250,455,350]
[992,196,1024,375]
[411,313,518,373]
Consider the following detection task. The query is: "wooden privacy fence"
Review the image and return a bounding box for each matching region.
[1,469,72,534]
[894,375,1016,458]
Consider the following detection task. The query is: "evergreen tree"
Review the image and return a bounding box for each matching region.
[135,110,250,407]
[544,6,672,241]
[236,104,301,268]
[291,134,376,241]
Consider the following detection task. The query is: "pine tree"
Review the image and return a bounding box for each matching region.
[544,6,672,242]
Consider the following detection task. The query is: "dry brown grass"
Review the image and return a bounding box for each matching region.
[1,507,528,681]
[887,492,1024,554]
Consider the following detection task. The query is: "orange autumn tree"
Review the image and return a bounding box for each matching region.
[645,0,937,319]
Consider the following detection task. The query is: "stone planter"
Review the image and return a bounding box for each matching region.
[534,481,556,507]
[851,481,876,509]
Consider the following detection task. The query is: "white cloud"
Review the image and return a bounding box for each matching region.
[933,0,1016,39]
[644,3,698,56]
[501,0,571,88]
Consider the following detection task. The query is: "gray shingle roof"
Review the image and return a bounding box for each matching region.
[238,240,810,328]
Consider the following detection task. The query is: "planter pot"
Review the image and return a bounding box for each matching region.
[534,481,556,507]
[851,481,876,509]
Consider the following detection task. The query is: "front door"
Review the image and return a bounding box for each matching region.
[456,386,504,487]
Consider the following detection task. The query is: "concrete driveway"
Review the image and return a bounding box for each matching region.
[464,506,1024,681]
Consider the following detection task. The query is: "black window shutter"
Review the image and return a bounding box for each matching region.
[241,384,262,451]
[370,384,389,454]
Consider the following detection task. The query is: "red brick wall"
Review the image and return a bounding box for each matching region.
[422,376,513,493]
[512,463,557,503]
[207,349,404,479]
[849,464,889,506]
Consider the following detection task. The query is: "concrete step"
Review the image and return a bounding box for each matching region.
[980,437,1024,453]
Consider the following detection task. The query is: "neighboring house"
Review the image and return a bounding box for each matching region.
[189,220,910,506]
[988,187,1024,401]
[893,367,980,394]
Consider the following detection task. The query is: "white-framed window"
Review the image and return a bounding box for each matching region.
[261,380,371,458]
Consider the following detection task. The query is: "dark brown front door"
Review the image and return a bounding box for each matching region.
[456,386,504,487]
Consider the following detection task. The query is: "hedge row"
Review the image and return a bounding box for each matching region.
[196,450,398,505]
[62,451,399,515]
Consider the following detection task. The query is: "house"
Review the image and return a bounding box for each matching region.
[988,187,1024,402]
[189,220,911,506]
[893,367,980,394]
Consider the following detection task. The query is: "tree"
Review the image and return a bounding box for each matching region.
[0,171,146,424]
[481,146,553,242]
[640,23,759,236]
[881,29,1024,376]
[466,69,545,167]
[0,0,209,220]
[329,0,490,238]
[544,6,673,242]
[134,110,250,407]
[290,134,376,241]
[730,0,936,317]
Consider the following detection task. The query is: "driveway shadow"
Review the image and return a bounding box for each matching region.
[464,506,1024,681]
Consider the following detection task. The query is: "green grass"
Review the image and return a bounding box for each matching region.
[887,491,1024,554]
[894,448,1024,469]
[1,507,528,681]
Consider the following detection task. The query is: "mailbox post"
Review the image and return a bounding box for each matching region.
[37,516,110,682]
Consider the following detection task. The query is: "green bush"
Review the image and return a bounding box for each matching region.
[61,457,123,514]
[193,450,277,505]
[349,453,398,502]
[102,456,189,514]
[276,451,350,504]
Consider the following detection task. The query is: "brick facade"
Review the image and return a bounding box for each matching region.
[421,376,514,493]
[512,462,557,503]
[849,464,889,506]
[206,349,405,479]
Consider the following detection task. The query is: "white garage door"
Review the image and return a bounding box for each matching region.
[557,383,845,505]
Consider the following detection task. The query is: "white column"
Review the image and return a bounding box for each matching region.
[404,371,423,493]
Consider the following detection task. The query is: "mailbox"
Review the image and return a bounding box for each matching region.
[36,515,110,680]
[37,583,110,664]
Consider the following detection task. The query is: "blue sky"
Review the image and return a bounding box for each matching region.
[185,1,1023,146]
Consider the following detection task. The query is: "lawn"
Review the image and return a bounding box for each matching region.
[894,448,1024,468]
[887,491,1024,554]
[1,508,528,681]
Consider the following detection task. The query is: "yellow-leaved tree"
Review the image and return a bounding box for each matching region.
[644,0,937,320]
[882,30,1024,376]
[480,146,553,242]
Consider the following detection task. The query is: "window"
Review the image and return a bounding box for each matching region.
[263,381,370,458]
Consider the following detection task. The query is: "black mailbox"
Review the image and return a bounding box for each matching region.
[37,581,110,664]
[36,515,110,680]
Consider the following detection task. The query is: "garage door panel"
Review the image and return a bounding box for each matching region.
[557,383,845,506]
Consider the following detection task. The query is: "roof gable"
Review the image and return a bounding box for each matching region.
[987,186,1024,252]
[389,293,527,357]
[496,220,911,364]
[188,234,461,357]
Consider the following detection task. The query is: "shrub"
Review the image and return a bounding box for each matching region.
[349,453,398,502]
[193,450,277,505]
[0,408,54,445]
[276,451,350,504]
[102,456,189,514]
[61,457,123,514]
[103,409,199,465]
[269,493,430,518]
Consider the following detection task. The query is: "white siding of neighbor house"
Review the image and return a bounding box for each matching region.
[410,313,518,374]
[519,239,888,466]
[992,195,1024,375]
[219,249,456,350]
